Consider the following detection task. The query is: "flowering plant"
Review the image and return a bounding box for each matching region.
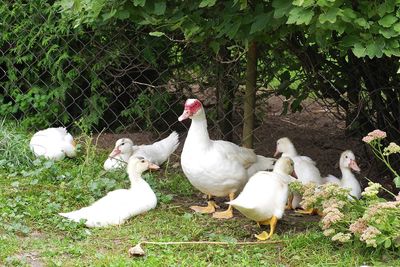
[290,181,400,250]
[362,129,400,188]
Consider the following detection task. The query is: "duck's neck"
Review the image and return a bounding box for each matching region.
[128,171,144,187]
[121,152,132,163]
[186,112,211,145]
[274,170,292,183]
[282,145,298,158]
[340,167,355,181]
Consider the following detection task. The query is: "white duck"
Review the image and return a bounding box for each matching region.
[179,99,276,219]
[228,157,296,240]
[29,127,77,161]
[322,150,361,199]
[104,131,179,171]
[274,137,322,213]
[59,157,159,227]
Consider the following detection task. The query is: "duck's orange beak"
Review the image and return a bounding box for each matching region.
[274,148,280,157]
[110,147,121,157]
[349,159,361,172]
[148,163,160,170]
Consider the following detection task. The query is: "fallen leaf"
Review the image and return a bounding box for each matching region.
[128,243,146,257]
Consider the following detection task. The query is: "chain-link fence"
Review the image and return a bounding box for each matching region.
[1,4,400,192]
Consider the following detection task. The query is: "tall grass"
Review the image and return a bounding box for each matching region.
[0,118,35,168]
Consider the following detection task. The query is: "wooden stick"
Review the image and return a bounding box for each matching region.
[140,240,285,245]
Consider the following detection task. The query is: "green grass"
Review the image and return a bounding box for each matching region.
[0,122,399,266]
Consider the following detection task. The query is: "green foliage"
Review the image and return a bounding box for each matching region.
[121,89,172,131]
[1,0,176,131]
[56,0,400,58]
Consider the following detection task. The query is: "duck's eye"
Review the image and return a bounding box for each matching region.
[121,142,125,146]
[345,155,348,158]
[141,159,145,163]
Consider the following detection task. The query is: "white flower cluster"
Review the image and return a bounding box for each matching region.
[361,182,381,198]
[383,142,400,156]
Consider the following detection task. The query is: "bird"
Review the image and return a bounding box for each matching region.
[104,131,179,171]
[322,150,361,199]
[179,98,276,219]
[228,157,296,240]
[29,127,77,161]
[274,137,322,214]
[59,157,159,227]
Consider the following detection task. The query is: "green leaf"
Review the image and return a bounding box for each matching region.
[352,43,366,57]
[378,14,398,28]
[133,0,146,7]
[379,28,399,39]
[226,21,241,38]
[393,22,400,32]
[115,9,130,20]
[250,13,273,34]
[354,18,370,29]
[394,176,400,188]
[341,35,359,47]
[287,7,314,25]
[316,0,334,7]
[154,2,166,15]
[209,41,220,54]
[149,31,165,37]
[319,7,340,24]
[293,0,315,8]
[384,239,392,248]
[272,0,292,19]
[377,1,396,17]
[341,8,357,22]
[366,41,384,58]
[388,39,400,48]
[102,9,117,21]
[199,0,217,8]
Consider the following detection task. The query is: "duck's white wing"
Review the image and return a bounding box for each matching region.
[299,156,316,165]
[247,155,276,177]
[322,174,341,185]
[229,172,288,221]
[212,140,257,168]
[292,156,322,185]
[133,131,179,165]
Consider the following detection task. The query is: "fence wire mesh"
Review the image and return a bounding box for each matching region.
[1,12,400,192]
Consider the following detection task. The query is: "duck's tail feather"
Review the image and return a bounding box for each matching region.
[151,131,180,161]
[247,155,276,177]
